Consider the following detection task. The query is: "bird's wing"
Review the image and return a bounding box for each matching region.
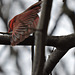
[11,13,39,46]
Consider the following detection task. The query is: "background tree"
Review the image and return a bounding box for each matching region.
[0,0,75,75]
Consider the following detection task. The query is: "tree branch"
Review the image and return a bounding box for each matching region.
[46,34,75,50]
[43,48,68,75]
[1,34,75,51]
[32,0,53,75]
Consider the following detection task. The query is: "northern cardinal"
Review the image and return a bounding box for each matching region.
[8,1,42,46]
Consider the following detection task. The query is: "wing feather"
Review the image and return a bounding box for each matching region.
[11,14,39,46]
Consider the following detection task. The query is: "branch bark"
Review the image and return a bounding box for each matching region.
[32,0,53,75]
[0,34,75,50]
[43,48,68,75]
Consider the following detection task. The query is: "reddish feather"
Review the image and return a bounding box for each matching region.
[8,1,42,46]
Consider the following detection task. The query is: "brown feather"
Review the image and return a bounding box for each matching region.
[8,1,42,46]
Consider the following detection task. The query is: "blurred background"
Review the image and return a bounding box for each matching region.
[0,0,75,75]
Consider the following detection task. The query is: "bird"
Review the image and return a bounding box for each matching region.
[8,1,42,46]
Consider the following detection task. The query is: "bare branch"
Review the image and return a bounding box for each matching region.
[1,33,75,51]
[49,12,63,35]
[0,35,34,45]
[62,0,75,31]
[46,34,75,50]
[43,48,67,75]
[32,0,53,75]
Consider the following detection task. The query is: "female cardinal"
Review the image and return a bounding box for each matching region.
[8,1,42,46]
